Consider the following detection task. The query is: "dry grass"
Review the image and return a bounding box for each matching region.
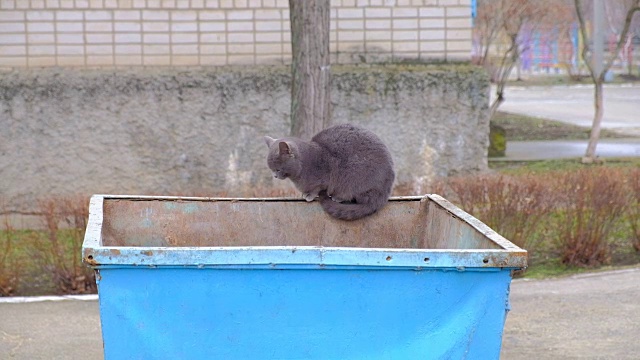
[424,167,638,268]
[0,218,21,296]
[628,168,640,252]
[552,168,628,267]
[1,167,639,295]
[29,196,96,294]
[442,173,554,250]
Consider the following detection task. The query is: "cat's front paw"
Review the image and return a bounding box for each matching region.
[330,195,356,204]
[303,193,316,202]
[330,195,349,203]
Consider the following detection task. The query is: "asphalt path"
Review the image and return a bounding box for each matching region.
[499,138,640,161]
[492,84,640,160]
[501,267,640,360]
[0,296,102,359]
[495,84,640,132]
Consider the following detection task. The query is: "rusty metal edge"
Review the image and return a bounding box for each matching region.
[426,194,528,264]
[83,246,526,269]
[86,194,428,202]
[81,194,528,269]
[82,195,104,266]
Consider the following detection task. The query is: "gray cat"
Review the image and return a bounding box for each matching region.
[264,123,395,220]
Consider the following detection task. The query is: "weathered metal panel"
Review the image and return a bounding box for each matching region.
[100,196,432,248]
[83,194,527,359]
[84,195,526,268]
[97,267,512,360]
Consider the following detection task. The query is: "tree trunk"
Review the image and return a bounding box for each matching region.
[574,0,640,162]
[583,79,604,162]
[488,39,518,119]
[488,91,505,119]
[289,0,331,139]
[625,37,634,76]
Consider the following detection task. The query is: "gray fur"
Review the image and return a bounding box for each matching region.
[264,123,395,220]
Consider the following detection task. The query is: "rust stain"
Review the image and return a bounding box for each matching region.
[84,254,98,266]
[483,252,527,268]
[101,198,437,248]
[96,197,527,268]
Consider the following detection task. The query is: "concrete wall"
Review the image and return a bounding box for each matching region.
[0,64,489,213]
[0,0,472,68]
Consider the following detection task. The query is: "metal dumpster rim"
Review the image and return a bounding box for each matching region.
[82,194,528,269]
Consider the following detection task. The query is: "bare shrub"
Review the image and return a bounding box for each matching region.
[393,180,448,197]
[392,182,417,197]
[628,168,640,252]
[30,196,96,294]
[553,168,628,267]
[430,173,551,251]
[174,186,300,199]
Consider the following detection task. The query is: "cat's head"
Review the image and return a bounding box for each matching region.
[264,136,301,180]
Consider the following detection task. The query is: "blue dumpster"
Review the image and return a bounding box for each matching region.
[83,194,527,359]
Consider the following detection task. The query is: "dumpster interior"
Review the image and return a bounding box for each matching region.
[100,197,503,250]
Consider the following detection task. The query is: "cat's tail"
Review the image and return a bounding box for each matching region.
[318,191,387,221]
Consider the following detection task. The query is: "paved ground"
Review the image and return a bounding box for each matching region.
[494,84,640,132]
[1,267,639,359]
[501,267,640,360]
[491,84,640,160]
[0,297,102,359]
[498,138,640,161]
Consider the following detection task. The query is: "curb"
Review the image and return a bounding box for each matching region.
[0,294,98,304]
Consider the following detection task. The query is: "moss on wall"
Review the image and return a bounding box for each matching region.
[0,64,489,212]
[489,124,507,158]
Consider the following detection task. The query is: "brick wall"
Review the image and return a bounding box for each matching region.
[0,0,472,68]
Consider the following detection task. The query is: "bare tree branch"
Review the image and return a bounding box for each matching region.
[574,0,595,78]
[575,0,640,81]
[603,3,640,74]
[574,0,640,161]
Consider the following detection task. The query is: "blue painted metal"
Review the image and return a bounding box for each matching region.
[84,195,526,359]
[97,267,512,359]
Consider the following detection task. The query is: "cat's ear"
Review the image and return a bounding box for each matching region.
[264,136,276,148]
[278,141,293,157]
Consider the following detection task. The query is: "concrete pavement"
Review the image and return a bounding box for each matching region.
[1,267,639,359]
[491,84,640,160]
[0,297,102,359]
[501,267,640,360]
[496,138,640,161]
[494,83,640,132]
